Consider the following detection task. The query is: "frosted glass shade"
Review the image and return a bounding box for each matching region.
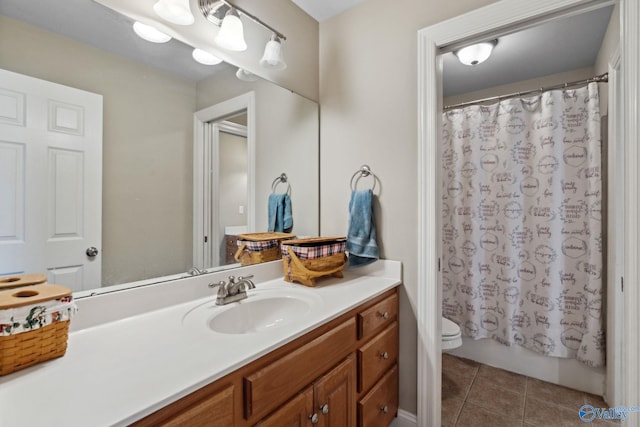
[153,0,194,26]
[454,41,495,66]
[259,37,287,70]
[215,13,247,51]
[192,48,222,65]
[236,68,258,82]
[133,22,171,43]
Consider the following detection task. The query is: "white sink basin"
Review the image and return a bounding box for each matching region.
[182,287,322,335]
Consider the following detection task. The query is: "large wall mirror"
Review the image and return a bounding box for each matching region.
[0,0,319,294]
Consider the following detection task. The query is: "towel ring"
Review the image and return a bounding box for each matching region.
[350,165,377,191]
[271,173,291,194]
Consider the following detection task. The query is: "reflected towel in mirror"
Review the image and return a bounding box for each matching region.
[268,193,293,233]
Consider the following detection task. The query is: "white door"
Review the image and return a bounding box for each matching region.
[0,69,102,291]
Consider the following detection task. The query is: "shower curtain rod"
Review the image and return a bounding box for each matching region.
[443,72,608,111]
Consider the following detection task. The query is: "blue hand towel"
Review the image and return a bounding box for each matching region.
[346,189,379,267]
[268,193,293,232]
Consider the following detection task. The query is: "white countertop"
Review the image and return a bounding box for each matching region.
[0,260,401,427]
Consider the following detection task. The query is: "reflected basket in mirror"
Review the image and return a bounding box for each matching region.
[280,237,347,287]
[0,284,77,376]
[0,274,47,290]
[234,232,296,266]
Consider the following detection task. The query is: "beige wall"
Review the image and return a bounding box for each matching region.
[319,0,498,414]
[0,16,196,287]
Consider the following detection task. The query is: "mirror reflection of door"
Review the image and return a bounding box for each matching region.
[0,69,102,291]
[213,114,248,268]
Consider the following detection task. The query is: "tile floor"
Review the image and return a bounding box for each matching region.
[442,353,620,426]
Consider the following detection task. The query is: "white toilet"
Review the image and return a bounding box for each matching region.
[441,317,462,350]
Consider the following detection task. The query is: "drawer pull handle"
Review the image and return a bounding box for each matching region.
[309,413,319,424]
[380,351,389,360]
[320,404,329,414]
[381,405,389,414]
[379,311,389,319]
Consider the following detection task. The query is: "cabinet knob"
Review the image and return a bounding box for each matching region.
[320,404,329,414]
[379,311,389,319]
[380,405,389,414]
[309,413,319,424]
[380,351,389,360]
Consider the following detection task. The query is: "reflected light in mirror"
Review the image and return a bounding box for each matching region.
[192,48,223,65]
[236,68,258,81]
[153,0,195,25]
[132,21,172,43]
[454,40,497,66]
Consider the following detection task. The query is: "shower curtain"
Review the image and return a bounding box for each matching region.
[441,83,604,367]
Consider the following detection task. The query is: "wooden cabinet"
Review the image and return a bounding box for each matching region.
[132,383,235,427]
[225,235,239,264]
[135,287,399,427]
[255,386,314,427]
[257,356,356,427]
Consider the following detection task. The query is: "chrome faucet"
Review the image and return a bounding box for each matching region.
[210,275,255,305]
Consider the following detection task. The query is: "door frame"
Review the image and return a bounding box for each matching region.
[193,92,255,270]
[417,0,639,426]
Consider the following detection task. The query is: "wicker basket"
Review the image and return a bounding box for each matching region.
[0,284,76,376]
[281,237,347,287]
[234,232,296,266]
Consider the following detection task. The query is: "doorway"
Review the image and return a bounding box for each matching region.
[417,1,639,426]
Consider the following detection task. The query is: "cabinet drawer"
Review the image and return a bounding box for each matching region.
[357,293,398,340]
[244,317,356,421]
[357,322,398,393]
[358,365,398,427]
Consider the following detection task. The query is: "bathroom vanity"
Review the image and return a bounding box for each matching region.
[0,260,401,427]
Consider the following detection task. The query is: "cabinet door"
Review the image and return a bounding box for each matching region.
[162,384,234,427]
[314,355,356,427]
[256,386,314,427]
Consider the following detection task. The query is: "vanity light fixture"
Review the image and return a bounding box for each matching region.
[153,0,195,26]
[200,0,287,69]
[192,48,223,65]
[215,8,247,51]
[259,34,287,70]
[132,21,172,43]
[454,40,498,66]
[236,68,259,82]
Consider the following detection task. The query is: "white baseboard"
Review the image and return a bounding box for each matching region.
[390,410,417,427]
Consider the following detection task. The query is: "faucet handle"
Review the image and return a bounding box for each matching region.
[209,280,228,296]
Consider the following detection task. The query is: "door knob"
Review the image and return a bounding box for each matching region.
[320,404,329,414]
[86,247,99,257]
[309,413,319,424]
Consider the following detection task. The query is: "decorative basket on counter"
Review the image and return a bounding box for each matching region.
[234,232,296,266]
[0,284,77,376]
[280,237,347,287]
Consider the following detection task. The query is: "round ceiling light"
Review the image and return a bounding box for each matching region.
[454,40,497,66]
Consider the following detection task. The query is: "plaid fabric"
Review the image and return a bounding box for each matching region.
[238,239,280,251]
[281,241,346,260]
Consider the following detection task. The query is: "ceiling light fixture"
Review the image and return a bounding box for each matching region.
[192,48,223,65]
[260,34,287,70]
[214,7,247,51]
[153,0,195,26]
[132,21,172,43]
[454,40,497,66]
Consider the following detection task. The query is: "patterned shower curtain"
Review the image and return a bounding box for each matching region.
[441,83,604,367]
